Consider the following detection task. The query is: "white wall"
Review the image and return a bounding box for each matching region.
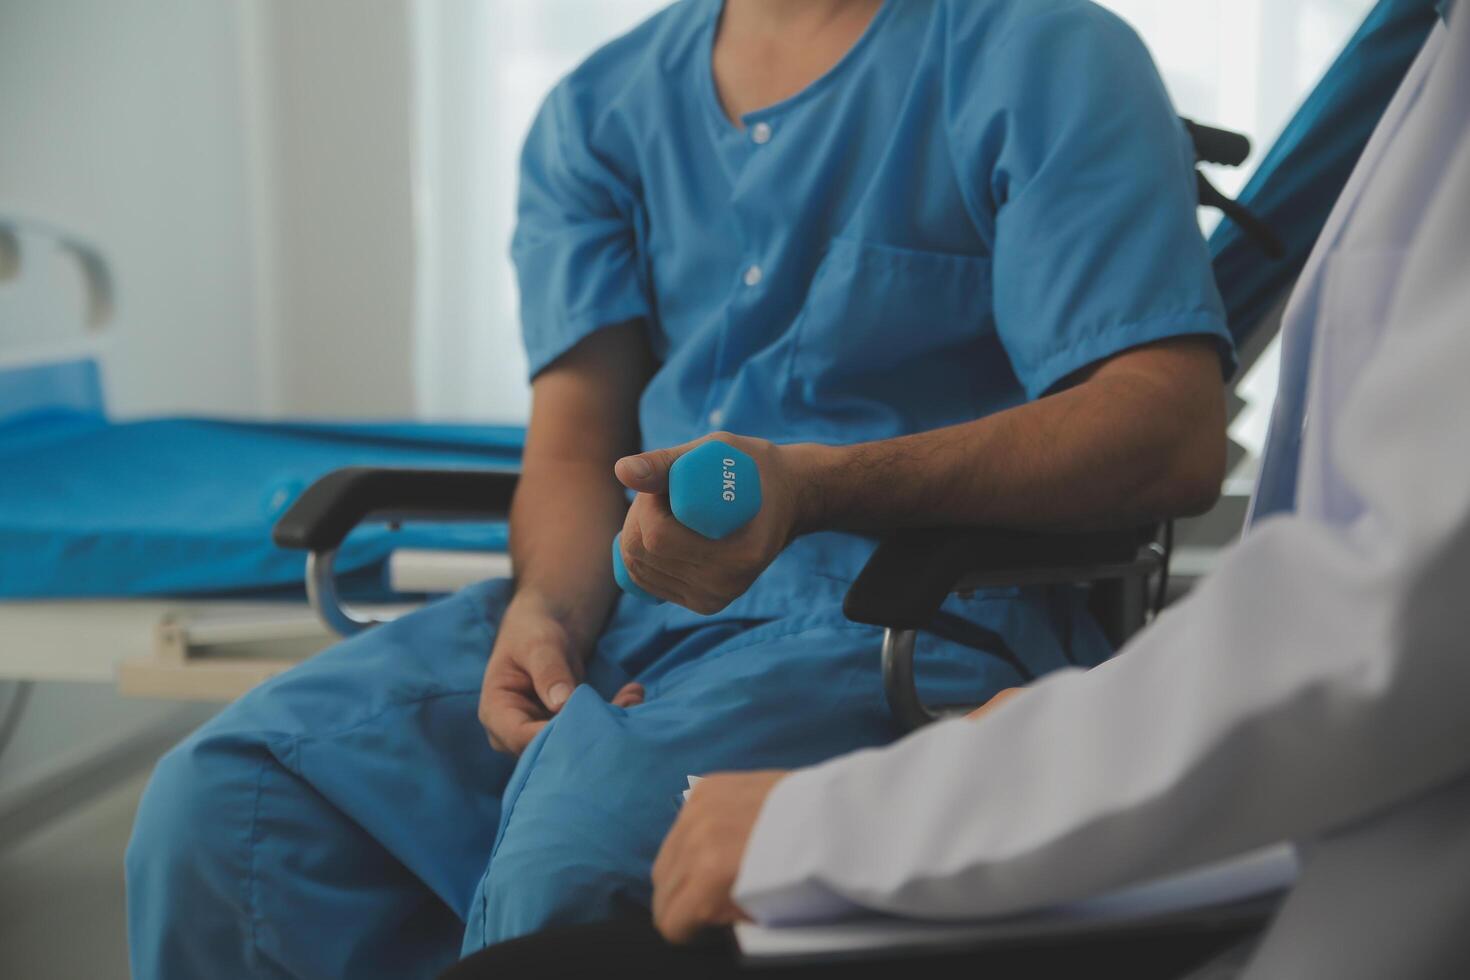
[0,0,265,418]
[0,0,424,421]
[264,0,419,419]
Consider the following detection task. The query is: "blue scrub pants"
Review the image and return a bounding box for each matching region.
[126,577,1097,979]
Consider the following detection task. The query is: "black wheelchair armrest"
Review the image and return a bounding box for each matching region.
[842,526,1146,631]
[272,466,520,638]
[272,466,520,552]
[1181,118,1252,167]
[844,525,1160,732]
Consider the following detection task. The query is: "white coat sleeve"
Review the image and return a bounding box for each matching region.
[732,75,1470,926]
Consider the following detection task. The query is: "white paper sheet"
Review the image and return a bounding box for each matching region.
[735,843,1296,960]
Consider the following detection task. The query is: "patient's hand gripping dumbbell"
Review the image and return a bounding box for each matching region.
[612,440,763,603]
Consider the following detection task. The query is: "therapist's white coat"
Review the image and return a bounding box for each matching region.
[733,7,1470,977]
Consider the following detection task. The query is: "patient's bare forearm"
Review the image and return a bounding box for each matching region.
[796,337,1226,533]
[509,459,628,650]
[509,321,653,650]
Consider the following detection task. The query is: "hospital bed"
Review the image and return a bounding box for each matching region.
[0,214,519,700]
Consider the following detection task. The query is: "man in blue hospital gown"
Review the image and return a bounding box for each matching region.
[127,1,1236,976]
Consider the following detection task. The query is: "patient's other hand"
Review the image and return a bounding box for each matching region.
[479,591,643,755]
[652,769,787,944]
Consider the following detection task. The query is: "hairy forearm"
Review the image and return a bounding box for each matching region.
[797,342,1226,533]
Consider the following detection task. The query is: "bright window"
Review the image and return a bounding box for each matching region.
[1096,0,1378,217]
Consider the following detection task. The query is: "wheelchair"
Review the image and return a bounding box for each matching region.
[273,119,1279,733]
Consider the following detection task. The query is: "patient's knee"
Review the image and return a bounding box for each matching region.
[464,690,669,950]
[127,730,274,904]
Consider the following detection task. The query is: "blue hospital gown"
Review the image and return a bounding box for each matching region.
[126,2,1232,977]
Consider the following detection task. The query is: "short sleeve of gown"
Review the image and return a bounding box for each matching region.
[950,3,1236,398]
[512,81,652,380]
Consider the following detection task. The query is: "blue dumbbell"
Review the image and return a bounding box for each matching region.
[613,440,763,603]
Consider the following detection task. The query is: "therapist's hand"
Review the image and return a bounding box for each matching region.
[966,687,1023,722]
[615,433,818,614]
[479,590,644,755]
[652,770,788,944]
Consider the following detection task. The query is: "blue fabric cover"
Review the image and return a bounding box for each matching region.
[0,411,521,599]
[1210,0,1442,340]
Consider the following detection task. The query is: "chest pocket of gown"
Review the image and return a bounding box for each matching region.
[783,237,993,440]
[1298,246,1408,525]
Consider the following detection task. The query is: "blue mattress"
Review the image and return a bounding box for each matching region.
[0,412,522,599]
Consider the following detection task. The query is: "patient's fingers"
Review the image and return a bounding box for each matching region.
[621,537,728,612]
[487,680,642,754]
[610,682,645,708]
[480,594,590,753]
[524,644,582,715]
[500,718,548,754]
[484,685,552,755]
[621,496,755,613]
[614,437,704,495]
[635,492,720,564]
[622,493,719,573]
